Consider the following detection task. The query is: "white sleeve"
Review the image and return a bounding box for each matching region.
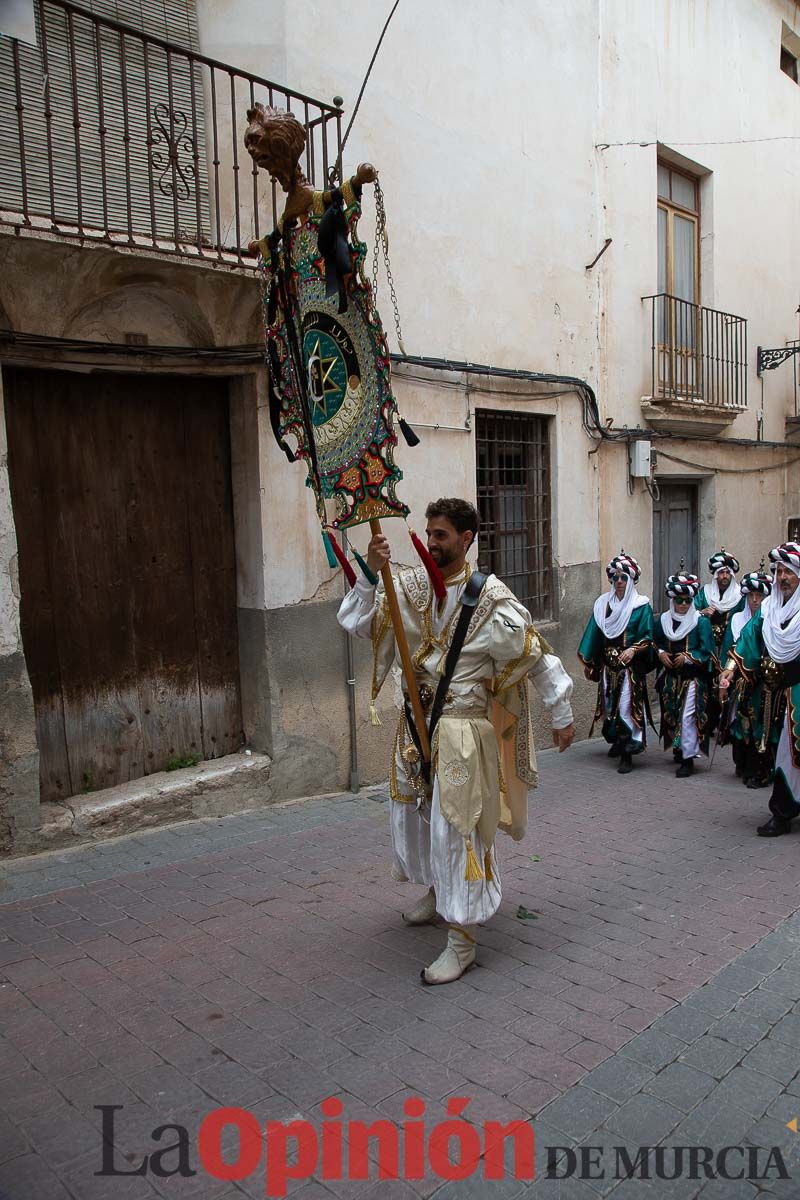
[530,652,575,729]
[336,578,379,640]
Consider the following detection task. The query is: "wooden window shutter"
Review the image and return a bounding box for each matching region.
[0,0,212,244]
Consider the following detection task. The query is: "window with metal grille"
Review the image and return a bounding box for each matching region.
[475,410,552,620]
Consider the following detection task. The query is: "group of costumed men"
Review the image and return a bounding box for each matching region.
[338,518,800,988]
[579,543,800,838]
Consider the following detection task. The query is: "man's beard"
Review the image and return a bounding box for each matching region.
[431,546,458,569]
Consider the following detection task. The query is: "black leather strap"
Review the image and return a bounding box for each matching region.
[403,698,426,769]
[403,570,488,784]
[428,571,488,740]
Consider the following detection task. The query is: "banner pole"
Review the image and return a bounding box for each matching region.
[370,518,431,763]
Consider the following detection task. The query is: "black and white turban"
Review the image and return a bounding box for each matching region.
[665,573,700,600]
[768,542,800,577]
[741,571,772,596]
[606,554,641,583]
[708,551,740,576]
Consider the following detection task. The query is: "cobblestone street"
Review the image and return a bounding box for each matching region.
[2,738,800,1199]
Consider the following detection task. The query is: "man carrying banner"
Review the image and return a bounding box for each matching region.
[719,543,800,836]
[338,498,575,984]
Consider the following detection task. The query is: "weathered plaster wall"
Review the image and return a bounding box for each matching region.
[0,371,39,852]
[0,236,261,347]
[195,0,800,595]
[595,0,800,588]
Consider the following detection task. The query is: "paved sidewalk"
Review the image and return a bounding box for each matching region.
[1,739,800,1198]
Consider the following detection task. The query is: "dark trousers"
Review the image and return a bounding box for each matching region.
[740,741,773,784]
[732,740,746,773]
[769,771,800,823]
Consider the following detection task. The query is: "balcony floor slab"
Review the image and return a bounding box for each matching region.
[641,397,742,437]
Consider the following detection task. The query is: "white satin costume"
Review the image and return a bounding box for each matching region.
[337,565,574,926]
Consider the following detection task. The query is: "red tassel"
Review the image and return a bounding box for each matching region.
[409,528,447,604]
[326,529,357,588]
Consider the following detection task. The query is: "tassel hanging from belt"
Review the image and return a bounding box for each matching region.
[464,837,484,882]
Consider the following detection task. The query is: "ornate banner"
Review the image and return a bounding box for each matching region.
[258,176,408,530]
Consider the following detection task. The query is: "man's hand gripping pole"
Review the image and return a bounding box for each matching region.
[369,519,431,765]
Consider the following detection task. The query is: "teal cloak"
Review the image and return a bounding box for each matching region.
[578,603,655,744]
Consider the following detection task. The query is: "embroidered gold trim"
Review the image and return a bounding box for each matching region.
[443,760,470,787]
[515,678,538,786]
[442,563,471,588]
[370,594,393,701]
[342,177,358,208]
[398,566,431,613]
[789,689,800,770]
[412,606,436,671]
[390,714,417,803]
[493,626,541,694]
[463,579,515,644]
[730,646,755,684]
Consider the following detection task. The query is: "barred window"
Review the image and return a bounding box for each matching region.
[475,410,552,620]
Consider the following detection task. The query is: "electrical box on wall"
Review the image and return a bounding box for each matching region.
[629,439,652,477]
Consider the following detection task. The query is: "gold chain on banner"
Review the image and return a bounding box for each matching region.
[371,176,406,356]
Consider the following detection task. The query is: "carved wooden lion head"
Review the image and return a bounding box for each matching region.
[244,103,307,192]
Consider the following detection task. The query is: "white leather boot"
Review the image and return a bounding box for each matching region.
[402,886,438,926]
[421,924,477,985]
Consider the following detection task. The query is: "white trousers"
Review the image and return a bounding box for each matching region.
[775,714,800,801]
[680,680,702,760]
[390,780,502,926]
[604,668,643,742]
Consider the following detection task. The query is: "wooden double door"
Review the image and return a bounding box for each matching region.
[4,367,242,802]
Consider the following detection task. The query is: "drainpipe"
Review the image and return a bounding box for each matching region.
[340,530,360,793]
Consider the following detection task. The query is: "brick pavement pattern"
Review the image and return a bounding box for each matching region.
[2,740,800,1198]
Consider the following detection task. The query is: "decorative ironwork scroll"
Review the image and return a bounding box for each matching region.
[757,345,800,376]
[150,103,196,200]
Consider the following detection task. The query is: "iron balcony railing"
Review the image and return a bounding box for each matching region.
[643,293,748,410]
[0,0,342,264]
[789,339,800,418]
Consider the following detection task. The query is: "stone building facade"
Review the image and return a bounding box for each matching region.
[0,0,799,851]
